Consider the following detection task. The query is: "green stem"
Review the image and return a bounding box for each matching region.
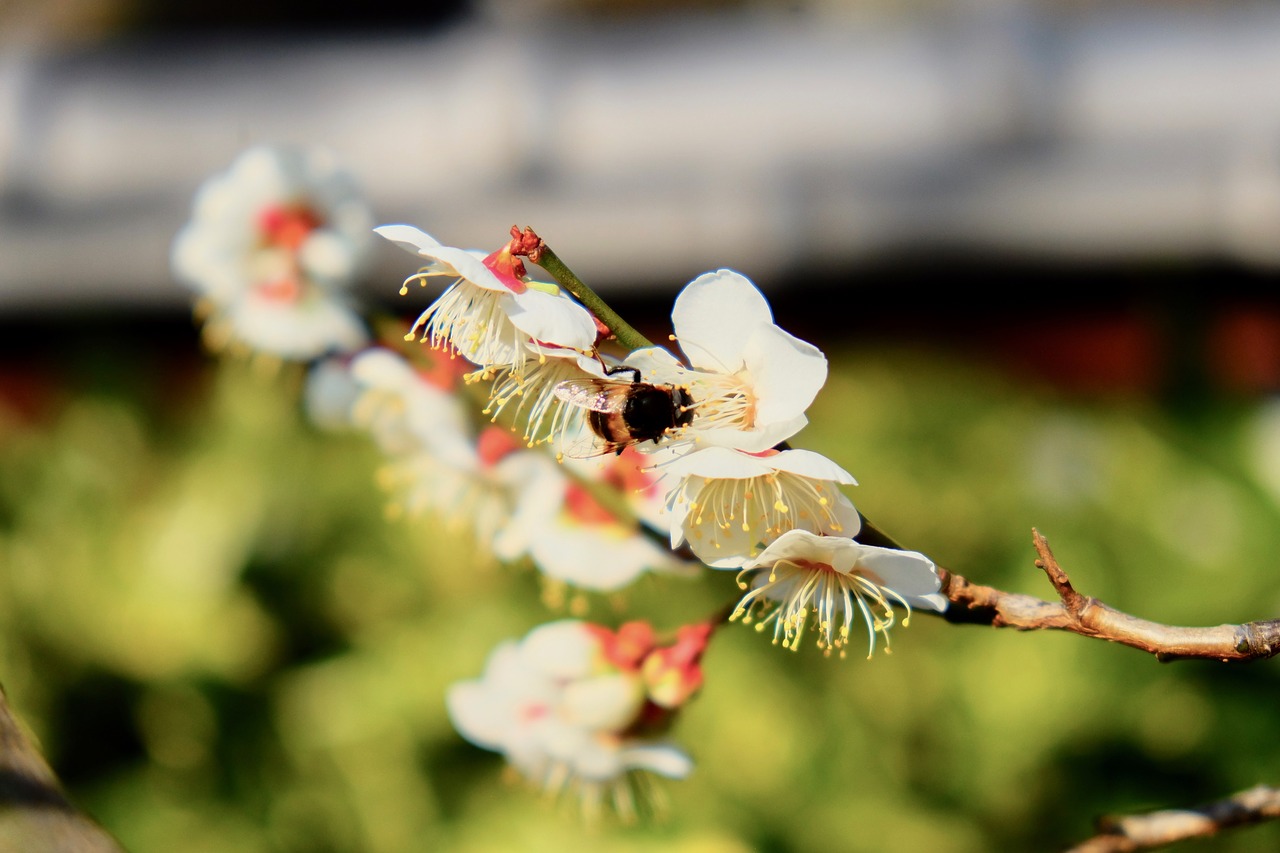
[534,244,655,352]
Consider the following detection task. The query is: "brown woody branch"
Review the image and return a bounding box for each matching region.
[0,683,123,852]
[937,529,1280,663]
[1066,784,1280,852]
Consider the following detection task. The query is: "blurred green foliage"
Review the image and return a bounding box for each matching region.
[2,337,1279,852]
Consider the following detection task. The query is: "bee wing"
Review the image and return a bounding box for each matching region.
[554,418,625,459]
[552,379,631,413]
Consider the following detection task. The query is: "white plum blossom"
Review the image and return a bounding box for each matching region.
[447,620,694,817]
[347,348,539,544]
[663,446,860,568]
[731,529,946,658]
[172,145,373,359]
[624,269,827,453]
[374,224,597,370]
[349,347,471,459]
[494,450,696,592]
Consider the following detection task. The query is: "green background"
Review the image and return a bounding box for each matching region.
[2,324,1278,852]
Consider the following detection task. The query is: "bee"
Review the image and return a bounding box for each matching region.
[553,367,695,456]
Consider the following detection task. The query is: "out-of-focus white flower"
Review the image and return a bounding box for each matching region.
[562,442,674,536]
[374,224,598,369]
[663,446,860,568]
[624,269,827,453]
[303,355,363,432]
[731,529,946,658]
[347,348,540,543]
[349,347,471,458]
[447,620,695,818]
[494,450,696,592]
[172,145,373,359]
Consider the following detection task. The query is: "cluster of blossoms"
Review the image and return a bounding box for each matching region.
[448,619,710,817]
[174,146,947,814]
[172,146,373,361]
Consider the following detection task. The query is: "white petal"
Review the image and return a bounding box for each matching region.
[571,738,626,781]
[350,347,414,388]
[504,288,597,352]
[373,223,443,253]
[521,621,596,680]
[446,681,511,751]
[741,324,827,427]
[671,269,772,372]
[304,358,360,431]
[624,345,684,378]
[299,230,360,284]
[619,743,694,779]
[855,547,947,612]
[228,294,368,359]
[374,224,511,292]
[767,448,857,484]
[561,675,644,731]
[745,528,833,569]
[690,414,809,453]
[662,446,774,479]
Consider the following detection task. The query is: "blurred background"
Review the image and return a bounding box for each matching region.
[2,0,1280,851]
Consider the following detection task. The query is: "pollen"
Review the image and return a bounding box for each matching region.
[730,558,914,658]
[672,469,849,558]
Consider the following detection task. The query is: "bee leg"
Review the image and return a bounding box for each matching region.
[604,365,642,383]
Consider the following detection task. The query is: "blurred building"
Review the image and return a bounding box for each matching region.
[1,0,1280,310]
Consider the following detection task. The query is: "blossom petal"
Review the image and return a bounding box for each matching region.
[505,287,598,353]
[746,528,836,568]
[623,345,684,377]
[374,224,511,292]
[663,446,854,484]
[228,294,368,360]
[619,743,694,779]
[672,269,772,372]
[691,415,810,454]
[741,324,828,427]
[521,621,596,680]
[855,548,947,612]
[561,675,644,731]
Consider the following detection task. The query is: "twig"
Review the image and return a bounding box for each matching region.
[510,227,656,353]
[938,529,1280,663]
[0,683,123,852]
[1066,784,1280,852]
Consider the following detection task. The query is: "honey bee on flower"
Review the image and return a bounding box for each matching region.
[553,269,827,457]
[553,366,696,457]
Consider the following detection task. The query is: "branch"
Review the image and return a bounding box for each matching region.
[938,529,1280,663]
[0,684,123,852]
[510,227,656,352]
[1066,784,1280,852]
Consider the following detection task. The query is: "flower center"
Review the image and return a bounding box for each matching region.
[681,369,756,433]
[730,558,912,658]
[258,203,322,250]
[563,481,617,526]
[676,471,849,561]
[254,275,304,304]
